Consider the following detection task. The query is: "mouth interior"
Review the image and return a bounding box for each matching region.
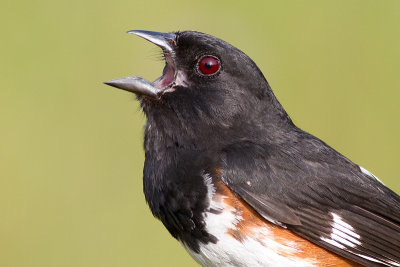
[152,51,176,89]
[104,40,177,97]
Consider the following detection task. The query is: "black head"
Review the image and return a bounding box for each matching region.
[105,30,293,150]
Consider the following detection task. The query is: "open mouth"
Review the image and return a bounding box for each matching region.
[104,30,177,98]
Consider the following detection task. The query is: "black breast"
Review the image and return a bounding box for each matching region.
[143,149,218,252]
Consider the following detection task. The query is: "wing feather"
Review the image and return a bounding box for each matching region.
[220,141,400,266]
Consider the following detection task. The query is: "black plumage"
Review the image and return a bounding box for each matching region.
[105,30,400,266]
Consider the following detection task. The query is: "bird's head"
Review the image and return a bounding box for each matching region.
[105,31,292,149]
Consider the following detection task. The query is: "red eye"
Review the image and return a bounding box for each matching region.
[198,56,220,75]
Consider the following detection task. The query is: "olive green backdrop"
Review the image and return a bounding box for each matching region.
[1,0,399,266]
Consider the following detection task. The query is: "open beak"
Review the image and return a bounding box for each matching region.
[104,30,177,98]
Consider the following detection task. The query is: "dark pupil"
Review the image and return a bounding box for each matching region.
[204,61,213,69]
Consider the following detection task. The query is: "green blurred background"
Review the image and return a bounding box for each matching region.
[1,0,399,266]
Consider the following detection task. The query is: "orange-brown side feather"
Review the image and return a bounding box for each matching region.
[214,180,361,266]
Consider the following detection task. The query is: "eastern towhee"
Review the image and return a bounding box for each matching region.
[105,30,400,267]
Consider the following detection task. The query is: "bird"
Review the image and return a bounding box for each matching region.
[105,30,400,267]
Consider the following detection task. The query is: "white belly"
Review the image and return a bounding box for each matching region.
[181,207,316,267]
[180,173,316,267]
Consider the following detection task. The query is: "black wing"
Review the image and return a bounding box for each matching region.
[220,139,400,267]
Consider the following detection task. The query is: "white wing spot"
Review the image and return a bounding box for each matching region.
[320,237,345,249]
[355,254,399,266]
[320,212,361,249]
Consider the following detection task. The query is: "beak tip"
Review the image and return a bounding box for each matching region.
[104,81,114,87]
[104,80,123,89]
